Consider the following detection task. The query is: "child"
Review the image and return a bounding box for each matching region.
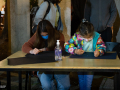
[22,20,70,90]
[64,19,106,90]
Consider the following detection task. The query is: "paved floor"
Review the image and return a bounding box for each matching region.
[0,71,114,90]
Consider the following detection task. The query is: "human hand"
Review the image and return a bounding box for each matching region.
[75,49,84,55]
[94,49,100,57]
[32,48,42,55]
[39,48,46,51]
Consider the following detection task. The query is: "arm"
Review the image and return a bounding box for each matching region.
[107,0,117,27]
[33,2,49,26]
[22,33,36,53]
[96,37,106,56]
[84,0,91,22]
[64,33,78,54]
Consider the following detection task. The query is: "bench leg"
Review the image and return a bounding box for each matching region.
[28,74,31,90]
[25,71,28,90]
[7,71,11,90]
[18,71,22,90]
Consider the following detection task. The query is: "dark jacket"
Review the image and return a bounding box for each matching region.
[85,0,117,32]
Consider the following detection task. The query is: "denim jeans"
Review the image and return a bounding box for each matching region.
[37,72,70,90]
[78,72,94,90]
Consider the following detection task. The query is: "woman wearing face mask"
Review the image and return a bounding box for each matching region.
[22,20,70,90]
[64,19,106,90]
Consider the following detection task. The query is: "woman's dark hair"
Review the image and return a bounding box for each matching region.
[79,20,94,37]
[34,20,60,50]
[44,0,61,4]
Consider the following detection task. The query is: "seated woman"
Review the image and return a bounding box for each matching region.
[22,20,70,90]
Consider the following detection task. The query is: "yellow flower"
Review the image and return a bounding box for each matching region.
[81,41,83,45]
[69,44,75,48]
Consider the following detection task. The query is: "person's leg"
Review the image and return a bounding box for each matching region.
[37,72,56,90]
[98,30,106,42]
[78,72,85,90]
[105,27,112,42]
[54,72,70,90]
[78,72,93,90]
[98,27,112,42]
[84,72,94,90]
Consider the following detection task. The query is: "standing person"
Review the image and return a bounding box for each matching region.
[22,20,70,90]
[64,20,106,90]
[33,0,63,32]
[85,0,117,42]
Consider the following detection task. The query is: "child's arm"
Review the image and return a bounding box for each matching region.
[64,33,78,54]
[96,37,106,56]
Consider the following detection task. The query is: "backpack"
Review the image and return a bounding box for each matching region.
[31,0,50,34]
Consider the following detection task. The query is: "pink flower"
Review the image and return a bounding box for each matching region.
[68,48,74,54]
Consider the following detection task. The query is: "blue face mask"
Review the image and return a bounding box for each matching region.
[41,35,48,39]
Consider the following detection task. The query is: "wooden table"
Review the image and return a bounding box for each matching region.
[0,51,120,90]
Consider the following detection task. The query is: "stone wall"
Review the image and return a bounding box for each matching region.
[10,0,30,53]
[38,0,43,6]
[59,0,71,41]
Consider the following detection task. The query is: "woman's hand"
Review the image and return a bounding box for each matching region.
[39,48,46,51]
[75,49,84,55]
[30,48,42,55]
[94,49,100,57]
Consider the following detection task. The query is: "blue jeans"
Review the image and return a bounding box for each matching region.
[78,72,93,90]
[37,72,70,90]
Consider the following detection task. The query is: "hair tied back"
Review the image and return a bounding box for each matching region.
[82,18,88,23]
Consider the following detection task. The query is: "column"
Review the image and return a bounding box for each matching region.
[59,0,71,41]
[10,0,30,53]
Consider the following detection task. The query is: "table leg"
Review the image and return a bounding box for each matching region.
[114,72,120,90]
[19,71,22,90]
[25,71,28,90]
[7,71,11,90]
[28,74,31,90]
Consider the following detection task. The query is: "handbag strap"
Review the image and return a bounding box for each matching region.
[43,0,50,20]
